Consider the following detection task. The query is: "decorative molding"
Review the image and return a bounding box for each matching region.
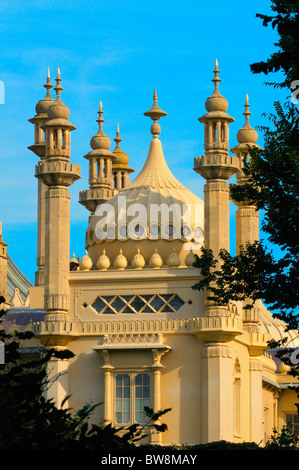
[46,188,70,199]
[201,343,232,359]
[102,333,163,345]
[249,358,263,372]
[44,293,70,311]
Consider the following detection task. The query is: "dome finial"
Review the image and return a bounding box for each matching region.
[144,88,167,139]
[114,122,122,148]
[89,101,111,151]
[244,94,251,124]
[235,94,258,145]
[34,68,55,115]
[44,67,53,99]
[97,101,105,132]
[212,59,221,91]
[204,60,229,113]
[54,67,63,101]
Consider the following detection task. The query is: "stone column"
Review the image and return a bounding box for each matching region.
[201,342,233,443]
[236,205,259,255]
[101,363,114,426]
[204,179,230,255]
[249,357,263,444]
[44,186,71,320]
[45,354,70,408]
[35,179,46,285]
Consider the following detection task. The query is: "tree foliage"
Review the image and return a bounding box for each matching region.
[250,0,299,88]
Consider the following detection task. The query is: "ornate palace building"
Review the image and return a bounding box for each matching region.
[1,62,298,446]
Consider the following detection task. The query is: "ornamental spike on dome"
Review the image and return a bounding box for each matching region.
[112,123,129,165]
[47,68,71,120]
[35,68,55,115]
[90,101,111,151]
[236,94,258,145]
[114,122,122,148]
[205,59,229,113]
[54,67,63,100]
[144,88,167,139]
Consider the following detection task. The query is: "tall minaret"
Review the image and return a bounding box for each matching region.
[231,95,261,254]
[79,102,116,214]
[112,123,135,190]
[194,60,239,316]
[28,69,55,286]
[194,62,240,445]
[35,69,81,322]
[231,95,261,334]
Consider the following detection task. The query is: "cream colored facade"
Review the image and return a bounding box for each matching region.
[2,62,299,447]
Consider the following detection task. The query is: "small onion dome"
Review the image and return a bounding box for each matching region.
[131,248,145,269]
[112,123,130,165]
[205,60,228,113]
[149,248,163,269]
[79,250,93,271]
[35,68,55,115]
[167,249,180,268]
[90,102,111,151]
[114,249,128,270]
[47,68,71,120]
[185,250,196,267]
[236,95,258,145]
[70,252,79,271]
[96,249,110,270]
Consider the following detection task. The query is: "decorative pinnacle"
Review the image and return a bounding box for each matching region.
[44,67,53,98]
[212,59,221,91]
[97,101,105,131]
[243,94,251,123]
[54,67,63,100]
[114,122,122,148]
[144,88,167,139]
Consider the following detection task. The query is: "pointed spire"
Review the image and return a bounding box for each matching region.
[54,67,63,101]
[243,94,251,124]
[204,59,229,113]
[235,94,258,145]
[90,101,111,151]
[34,68,55,115]
[212,59,221,91]
[44,67,53,99]
[114,122,122,148]
[144,89,167,139]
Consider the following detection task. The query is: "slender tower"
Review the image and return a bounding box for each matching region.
[231,95,261,333]
[35,69,81,322]
[194,60,239,317]
[79,102,116,214]
[28,69,55,286]
[194,62,240,444]
[112,123,135,190]
[231,95,261,254]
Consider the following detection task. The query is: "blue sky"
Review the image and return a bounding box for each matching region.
[0,0,289,283]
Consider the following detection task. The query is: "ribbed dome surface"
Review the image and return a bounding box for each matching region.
[87,136,204,266]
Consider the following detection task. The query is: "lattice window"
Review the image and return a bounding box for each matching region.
[89,293,184,314]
